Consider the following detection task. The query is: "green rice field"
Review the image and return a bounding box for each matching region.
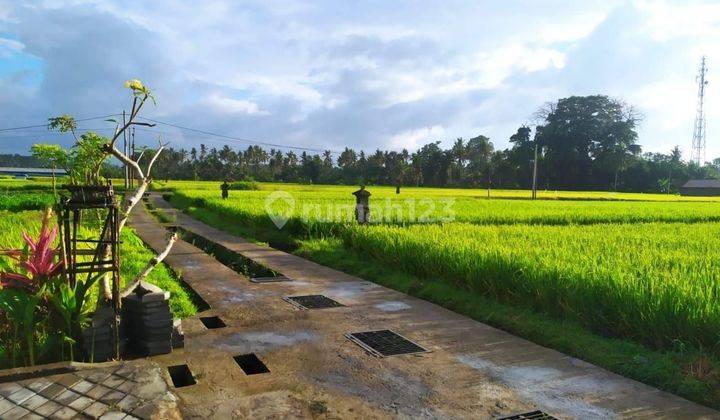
[165,181,720,351]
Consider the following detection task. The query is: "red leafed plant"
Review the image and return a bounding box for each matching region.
[0,210,63,291]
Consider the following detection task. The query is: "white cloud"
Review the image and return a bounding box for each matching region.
[535,14,608,44]
[0,0,718,160]
[388,125,445,151]
[203,93,269,116]
[0,37,23,51]
[635,0,720,41]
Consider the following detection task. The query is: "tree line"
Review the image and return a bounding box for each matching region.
[21,94,720,192]
[142,95,718,192]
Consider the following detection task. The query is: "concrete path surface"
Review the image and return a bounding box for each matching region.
[127,194,718,419]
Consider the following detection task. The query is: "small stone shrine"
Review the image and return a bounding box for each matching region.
[352,186,371,224]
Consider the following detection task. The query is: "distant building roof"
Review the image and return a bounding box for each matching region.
[0,167,67,175]
[681,179,720,189]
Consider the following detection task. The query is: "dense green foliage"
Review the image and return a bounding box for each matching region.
[0,209,196,368]
[229,180,260,190]
[0,192,55,211]
[0,154,43,167]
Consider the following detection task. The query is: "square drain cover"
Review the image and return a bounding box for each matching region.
[284,295,343,310]
[346,329,428,357]
[251,276,291,283]
[498,411,557,420]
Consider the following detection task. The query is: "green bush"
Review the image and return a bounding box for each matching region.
[229,180,260,190]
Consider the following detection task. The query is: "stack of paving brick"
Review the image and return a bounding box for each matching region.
[81,304,126,362]
[121,281,174,356]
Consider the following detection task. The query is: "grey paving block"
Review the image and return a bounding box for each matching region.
[22,378,52,392]
[82,370,113,384]
[7,387,35,404]
[71,379,95,395]
[82,401,110,418]
[0,382,23,398]
[1,405,30,419]
[116,394,139,412]
[38,383,65,399]
[98,411,127,420]
[85,384,112,400]
[0,396,17,415]
[34,400,63,417]
[131,402,156,419]
[101,375,125,389]
[20,394,48,410]
[53,374,81,389]
[20,412,45,420]
[99,390,125,405]
[50,406,79,419]
[54,389,80,406]
[115,380,135,393]
[67,395,94,411]
[113,364,137,379]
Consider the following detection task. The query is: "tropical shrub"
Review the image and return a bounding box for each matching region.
[229,180,260,190]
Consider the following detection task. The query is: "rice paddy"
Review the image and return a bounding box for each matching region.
[167,181,720,352]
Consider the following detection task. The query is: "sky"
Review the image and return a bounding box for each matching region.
[0,0,719,161]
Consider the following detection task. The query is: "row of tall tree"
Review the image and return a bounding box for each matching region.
[139,95,717,192]
[19,94,717,192]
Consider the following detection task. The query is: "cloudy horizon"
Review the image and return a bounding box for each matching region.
[0,0,719,161]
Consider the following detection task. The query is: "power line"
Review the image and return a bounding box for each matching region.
[0,127,117,137]
[0,113,343,156]
[138,116,341,155]
[0,114,121,132]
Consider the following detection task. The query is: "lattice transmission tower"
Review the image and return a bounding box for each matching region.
[691,56,709,165]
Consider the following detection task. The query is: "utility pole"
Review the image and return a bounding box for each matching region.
[531,142,538,200]
[486,167,491,198]
[130,127,136,189]
[122,110,128,189]
[691,56,708,166]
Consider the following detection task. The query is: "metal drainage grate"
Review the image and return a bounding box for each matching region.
[346,329,428,357]
[251,276,292,283]
[498,410,557,420]
[284,295,344,310]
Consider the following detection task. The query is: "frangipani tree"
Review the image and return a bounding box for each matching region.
[36,79,177,301]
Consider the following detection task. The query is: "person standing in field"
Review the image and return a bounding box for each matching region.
[221,180,230,200]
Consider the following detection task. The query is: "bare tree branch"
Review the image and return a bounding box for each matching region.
[94,84,173,302]
[135,149,146,167]
[146,140,167,178]
[105,143,145,180]
[108,94,148,148]
[122,232,178,291]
